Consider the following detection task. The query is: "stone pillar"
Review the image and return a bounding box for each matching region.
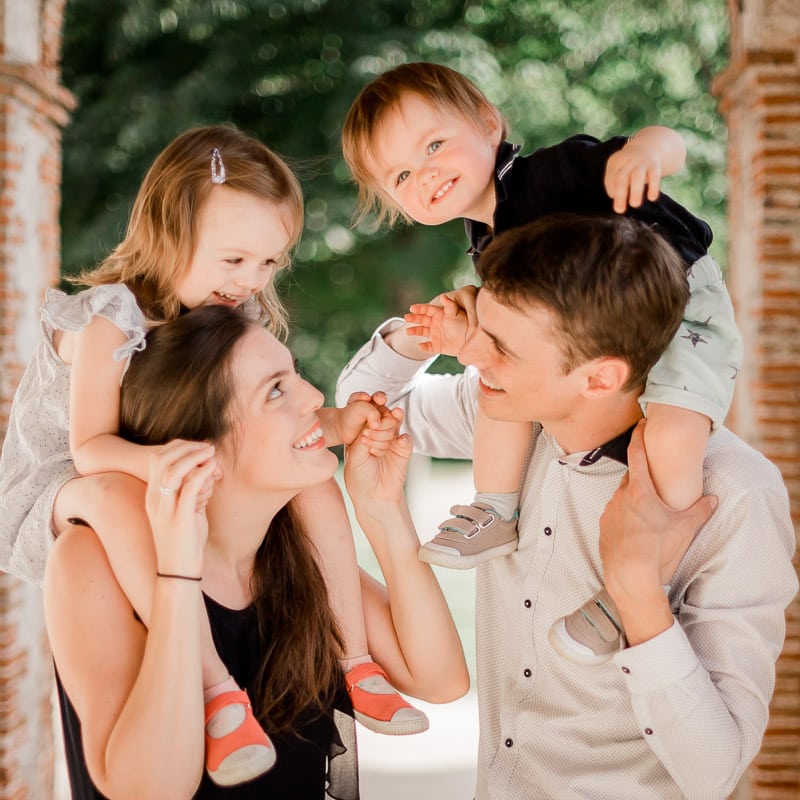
[714,1,800,797]
[0,1,74,797]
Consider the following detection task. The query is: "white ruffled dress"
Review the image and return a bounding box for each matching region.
[0,284,146,585]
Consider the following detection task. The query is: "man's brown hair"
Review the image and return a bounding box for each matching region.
[477,214,689,392]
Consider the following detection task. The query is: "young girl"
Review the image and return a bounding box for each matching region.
[0,125,427,787]
[341,62,742,664]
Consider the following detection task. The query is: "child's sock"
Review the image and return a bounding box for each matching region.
[474,491,519,521]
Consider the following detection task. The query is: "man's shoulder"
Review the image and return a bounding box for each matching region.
[704,427,786,496]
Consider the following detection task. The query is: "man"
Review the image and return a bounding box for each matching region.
[337,214,797,799]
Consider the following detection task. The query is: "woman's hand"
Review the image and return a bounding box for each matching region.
[144,439,219,577]
[343,406,411,510]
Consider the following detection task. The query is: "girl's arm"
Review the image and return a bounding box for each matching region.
[44,440,217,800]
[69,315,153,480]
[343,411,469,702]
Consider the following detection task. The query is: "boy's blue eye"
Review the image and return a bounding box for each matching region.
[427,140,443,154]
[267,385,283,401]
[396,170,410,186]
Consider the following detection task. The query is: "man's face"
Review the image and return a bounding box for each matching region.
[458,290,587,427]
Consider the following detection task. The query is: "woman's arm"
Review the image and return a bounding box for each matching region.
[69,315,153,480]
[344,412,469,703]
[44,441,218,800]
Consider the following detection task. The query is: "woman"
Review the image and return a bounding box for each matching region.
[44,304,468,799]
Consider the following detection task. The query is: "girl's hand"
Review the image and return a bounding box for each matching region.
[344,407,411,508]
[144,440,219,577]
[405,292,470,356]
[328,391,393,449]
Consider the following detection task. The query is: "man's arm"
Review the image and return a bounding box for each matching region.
[336,319,477,460]
[605,425,798,797]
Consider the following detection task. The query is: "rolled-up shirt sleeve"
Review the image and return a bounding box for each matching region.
[612,476,798,800]
[336,319,477,461]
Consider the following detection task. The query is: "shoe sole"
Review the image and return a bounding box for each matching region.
[547,618,619,666]
[209,744,277,786]
[418,539,518,570]
[354,710,430,735]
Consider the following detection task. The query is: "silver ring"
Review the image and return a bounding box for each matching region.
[159,485,178,496]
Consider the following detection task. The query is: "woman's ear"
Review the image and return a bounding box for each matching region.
[582,357,631,397]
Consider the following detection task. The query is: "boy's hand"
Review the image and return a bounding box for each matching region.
[405,292,471,356]
[604,141,664,214]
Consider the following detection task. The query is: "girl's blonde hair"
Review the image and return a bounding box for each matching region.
[342,61,507,228]
[76,124,304,339]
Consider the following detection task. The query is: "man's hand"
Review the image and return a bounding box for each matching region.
[600,420,718,645]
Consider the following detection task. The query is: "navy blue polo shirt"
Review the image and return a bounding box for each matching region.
[465,137,713,268]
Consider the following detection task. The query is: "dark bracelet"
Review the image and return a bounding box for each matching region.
[156,571,202,582]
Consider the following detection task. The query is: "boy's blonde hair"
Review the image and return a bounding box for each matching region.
[342,62,507,227]
[77,124,304,339]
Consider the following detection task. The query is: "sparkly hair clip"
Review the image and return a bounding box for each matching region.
[210,148,226,184]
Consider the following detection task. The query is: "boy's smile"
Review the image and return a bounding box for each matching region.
[367,92,502,226]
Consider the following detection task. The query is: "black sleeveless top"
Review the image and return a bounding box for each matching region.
[56,593,359,799]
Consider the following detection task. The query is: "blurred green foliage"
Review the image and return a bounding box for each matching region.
[61,0,729,399]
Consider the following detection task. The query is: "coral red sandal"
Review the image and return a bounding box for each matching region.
[345,662,429,736]
[204,689,276,786]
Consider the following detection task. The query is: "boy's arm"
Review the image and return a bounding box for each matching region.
[604,126,687,213]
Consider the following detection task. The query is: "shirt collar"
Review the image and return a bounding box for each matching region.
[576,424,635,467]
[465,141,521,257]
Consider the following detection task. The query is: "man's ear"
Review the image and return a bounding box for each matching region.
[581,357,631,397]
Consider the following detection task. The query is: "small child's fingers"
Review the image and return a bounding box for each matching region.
[645,167,661,201]
[404,312,436,327]
[346,391,373,406]
[369,391,387,407]
[405,325,433,340]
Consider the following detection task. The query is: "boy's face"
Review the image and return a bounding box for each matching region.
[366,92,502,226]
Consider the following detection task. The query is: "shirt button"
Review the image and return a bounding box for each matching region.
[523,668,532,678]
[505,738,514,748]
[621,666,630,674]
[644,728,653,736]
[524,599,531,608]
[544,526,552,536]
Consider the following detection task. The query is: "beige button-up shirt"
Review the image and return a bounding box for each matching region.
[337,321,798,800]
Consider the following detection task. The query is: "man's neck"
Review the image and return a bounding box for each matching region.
[545,395,643,457]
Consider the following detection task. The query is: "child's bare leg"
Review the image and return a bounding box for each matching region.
[294,476,428,735]
[53,473,275,783]
[292,477,368,664]
[419,407,530,570]
[643,403,709,510]
[473,408,531,519]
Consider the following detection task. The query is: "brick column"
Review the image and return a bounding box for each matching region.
[715,1,800,797]
[0,1,74,797]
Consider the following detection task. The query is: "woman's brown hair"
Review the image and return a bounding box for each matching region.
[75,125,303,339]
[119,305,344,732]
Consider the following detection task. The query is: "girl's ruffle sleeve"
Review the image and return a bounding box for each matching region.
[41,284,147,364]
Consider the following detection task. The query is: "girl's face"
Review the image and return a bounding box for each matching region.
[366,92,502,227]
[175,185,294,309]
[219,326,338,495]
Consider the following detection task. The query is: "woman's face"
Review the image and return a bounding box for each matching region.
[219,326,338,494]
